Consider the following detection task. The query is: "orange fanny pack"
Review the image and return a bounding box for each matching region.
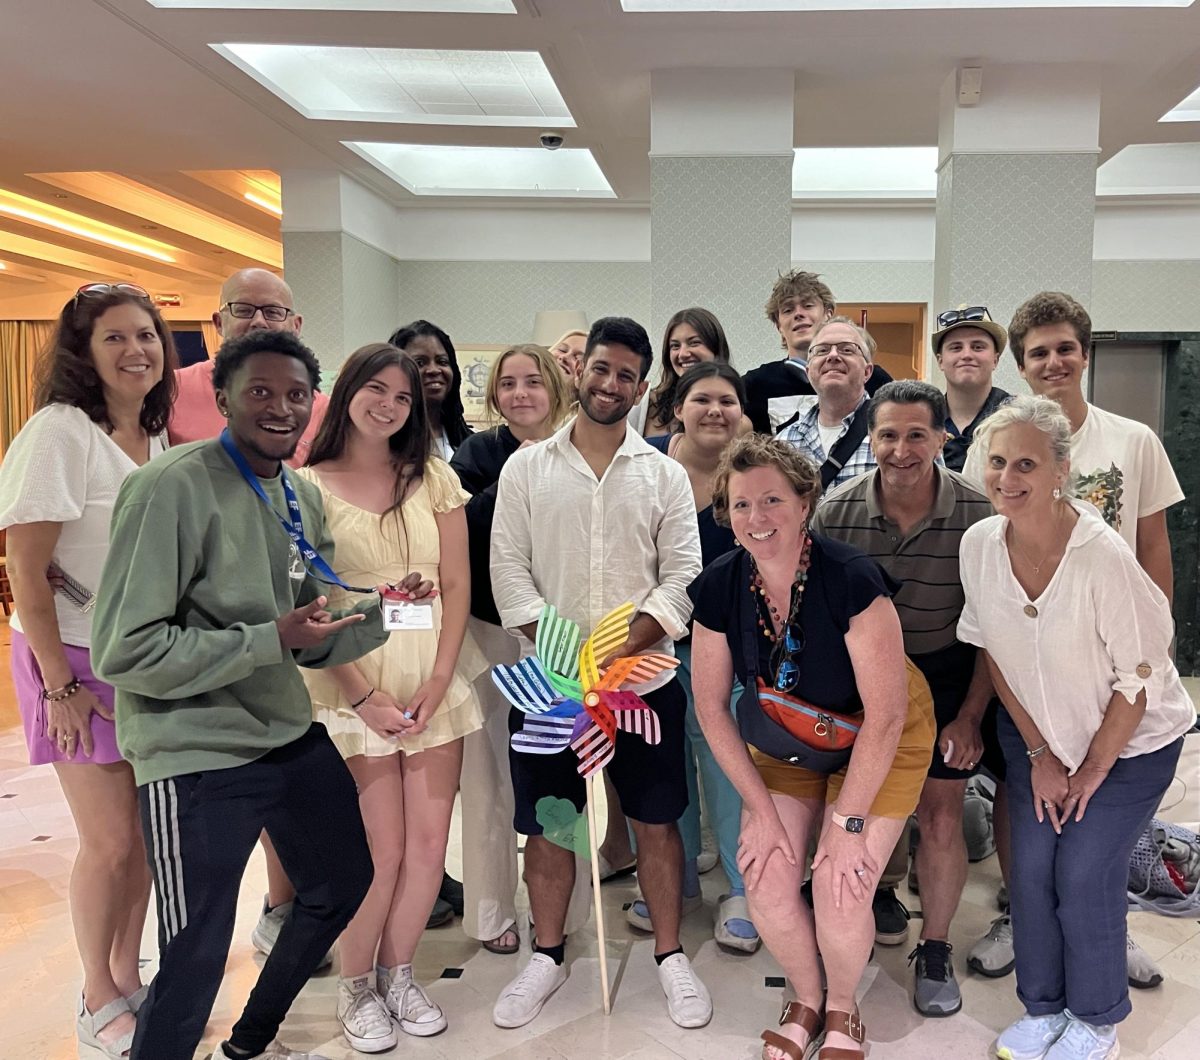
[755,678,862,752]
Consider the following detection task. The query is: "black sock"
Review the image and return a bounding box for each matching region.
[534,939,565,966]
[654,946,683,966]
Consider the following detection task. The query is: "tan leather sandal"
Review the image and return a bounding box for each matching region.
[817,1007,865,1059]
[761,1000,824,1060]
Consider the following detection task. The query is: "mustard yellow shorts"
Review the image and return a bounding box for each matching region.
[751,657,936,819]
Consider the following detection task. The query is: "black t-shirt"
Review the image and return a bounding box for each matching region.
[688,534,899,713]
[449,425,521,625]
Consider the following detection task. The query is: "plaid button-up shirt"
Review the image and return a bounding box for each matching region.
[780,393,877,490]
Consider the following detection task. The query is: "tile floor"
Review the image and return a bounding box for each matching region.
[0,619,1197,1058]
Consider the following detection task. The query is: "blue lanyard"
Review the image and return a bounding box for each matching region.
[219,429,377,595]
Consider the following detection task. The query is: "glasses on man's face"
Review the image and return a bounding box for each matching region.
[772,624,806,694]
[75,282,150,304]
[222,301,293,323]
[937,306,990,329]
[809,341,863,360]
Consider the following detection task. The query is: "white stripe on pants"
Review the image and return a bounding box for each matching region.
[148,779,189,943]
[461,617,592,941]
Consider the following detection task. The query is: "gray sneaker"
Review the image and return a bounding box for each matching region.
[251,896,334,970]
[968,915,1015,978]
[909,940,962,1017]
[1127,934,1164,989]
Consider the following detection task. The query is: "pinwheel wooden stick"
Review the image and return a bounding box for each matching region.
[491,602,679,1015]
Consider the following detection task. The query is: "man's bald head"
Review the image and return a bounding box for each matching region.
[214,268,302,340]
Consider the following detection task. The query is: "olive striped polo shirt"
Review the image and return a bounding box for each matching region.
[809,466,993,656]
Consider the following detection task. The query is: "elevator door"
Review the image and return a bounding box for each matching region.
[1088,341,1166,435]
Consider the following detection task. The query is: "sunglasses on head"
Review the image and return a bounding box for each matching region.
[936,306,990,329]
[74,282,151,306]
[772,623,806,694]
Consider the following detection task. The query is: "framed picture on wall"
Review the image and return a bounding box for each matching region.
[458,345,507,426]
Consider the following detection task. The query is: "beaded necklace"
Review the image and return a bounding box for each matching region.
[750,532,813,642]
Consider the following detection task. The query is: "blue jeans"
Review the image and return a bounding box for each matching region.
[999,711,1181,1026]
[677,642,746,891]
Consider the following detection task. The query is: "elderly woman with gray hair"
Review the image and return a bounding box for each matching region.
[957,395,1193,1060]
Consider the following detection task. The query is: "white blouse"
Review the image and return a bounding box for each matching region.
[957,502,1194,772]
[0,404,166,648]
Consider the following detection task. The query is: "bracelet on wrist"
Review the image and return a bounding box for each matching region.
[349,688,375,711]
[43,678,82,703]
[1026,742,1049,760]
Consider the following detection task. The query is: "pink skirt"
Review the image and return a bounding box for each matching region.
[11,631,123,766]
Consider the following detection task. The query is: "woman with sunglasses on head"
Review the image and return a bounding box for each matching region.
[624,362,760,952]
[449,343,593,955]
[688,435,935,1060]
[296,343,484,1052]
[388,320,473,461]
[0,282,177,1057]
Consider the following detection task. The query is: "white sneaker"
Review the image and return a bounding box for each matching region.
[337,976,398,1053]
[1045,1013,1119,1059]
[212,1042,331,1060]
[378,965,446,1037]
[250,896,334,970]
[493,953,566,1029]
[995,1012,1070,1060]
[657,952,712,1029]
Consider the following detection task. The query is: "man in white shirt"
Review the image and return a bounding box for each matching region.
[490,317,710,1031]
[962,290,1184,990]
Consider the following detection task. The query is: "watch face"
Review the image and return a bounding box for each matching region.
[845,816,865,834]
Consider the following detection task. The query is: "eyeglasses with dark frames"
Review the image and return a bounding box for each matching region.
[936,306,990,329]
[221,301,294,323]
[772,623,806,694]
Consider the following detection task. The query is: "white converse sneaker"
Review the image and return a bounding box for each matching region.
[337,976,398,1053]
[493,953,567,1028]
[212,1042,332,1060]
[657,952,712,1029]
[250,895,333,970]
[378,965,446,1037]
[995,1011,1070,1060]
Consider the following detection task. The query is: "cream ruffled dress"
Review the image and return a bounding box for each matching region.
[296,459,486,757]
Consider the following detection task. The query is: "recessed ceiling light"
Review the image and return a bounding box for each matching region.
[1160,82,1200,122]
[792,147,938,198]
[343,142,615,197]
[622,1,1191,9]
[148,1,514,10]
[212,44,575,128]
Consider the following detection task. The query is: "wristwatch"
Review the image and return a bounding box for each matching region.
[831,811,866,834]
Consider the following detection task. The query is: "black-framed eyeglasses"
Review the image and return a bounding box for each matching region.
[936,306,990,329]
[74,282,150,305]
[809,341,864,360]
[222,301,293,323]
[772,623,806,694]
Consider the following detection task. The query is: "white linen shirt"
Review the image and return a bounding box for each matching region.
[490,417,701,692]
[957,502,1194,772]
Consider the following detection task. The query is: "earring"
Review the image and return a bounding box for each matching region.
[1052,487,1062,500]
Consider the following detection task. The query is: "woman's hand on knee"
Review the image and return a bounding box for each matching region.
[737,805,796,891]
[812,826,878,909]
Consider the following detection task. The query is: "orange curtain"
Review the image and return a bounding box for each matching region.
[0,321,54,459]
[200,320,221,357]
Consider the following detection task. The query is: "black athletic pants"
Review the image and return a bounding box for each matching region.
[131,723,373,1060]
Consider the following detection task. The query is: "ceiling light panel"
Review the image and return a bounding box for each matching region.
[1160,83,1200,122]
[343,143,615,197]
[792,147,938,198]
[150,2,514,11]
[622,2,1191,9]
[213,44,574,127]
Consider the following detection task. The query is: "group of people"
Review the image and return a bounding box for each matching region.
[0,264,1191,1060]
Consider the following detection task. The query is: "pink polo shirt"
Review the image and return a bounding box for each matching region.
[167,359,329,468]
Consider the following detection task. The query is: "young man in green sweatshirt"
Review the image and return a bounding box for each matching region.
[93,329,424,1060]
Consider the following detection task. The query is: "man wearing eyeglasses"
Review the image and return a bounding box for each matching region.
[168,269,329,464]
[777,316,881,490]
[810,380,995,1019]
[933,307,1012,472]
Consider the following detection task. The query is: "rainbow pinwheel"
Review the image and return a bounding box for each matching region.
[491,602,678,777]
